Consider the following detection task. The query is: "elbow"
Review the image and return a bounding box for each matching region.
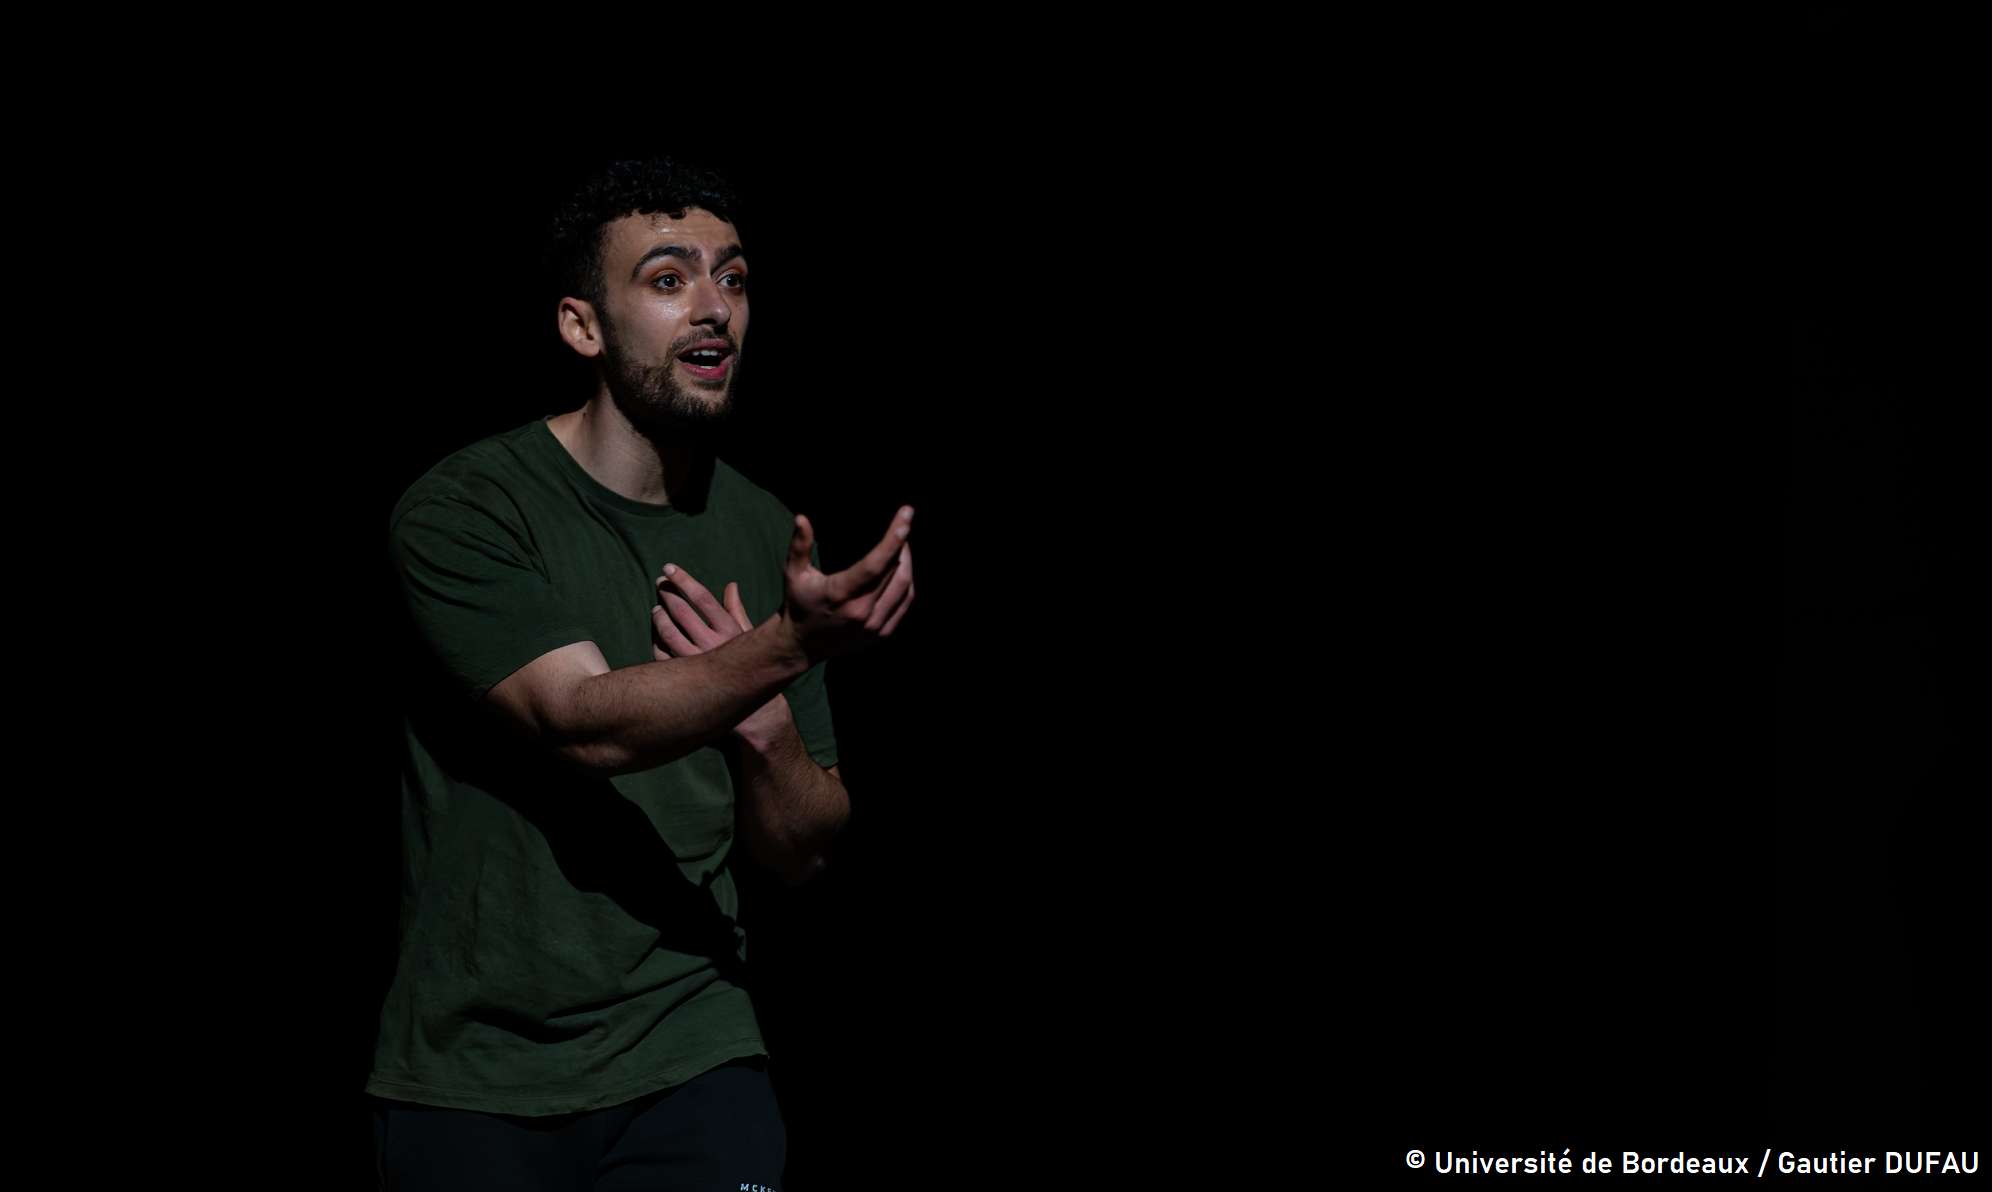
[776,800,849,884]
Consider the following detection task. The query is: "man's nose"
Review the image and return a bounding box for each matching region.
[690,280,730,328]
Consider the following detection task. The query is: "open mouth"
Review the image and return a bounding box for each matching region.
[676,340,734,381]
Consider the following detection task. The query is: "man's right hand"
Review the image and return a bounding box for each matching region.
[779,506,916,662]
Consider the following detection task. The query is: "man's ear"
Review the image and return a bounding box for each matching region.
[557,297,603,358]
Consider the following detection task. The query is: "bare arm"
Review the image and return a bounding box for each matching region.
[737,696,849,885]
[483,507,915,783]
[480,624,809,779]
[650,541,915,883]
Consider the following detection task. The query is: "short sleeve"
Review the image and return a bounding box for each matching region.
[390,494,594,699]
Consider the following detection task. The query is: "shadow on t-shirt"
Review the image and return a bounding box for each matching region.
[402,653,751,1003]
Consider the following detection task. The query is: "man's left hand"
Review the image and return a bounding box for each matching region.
[651,565,792,745]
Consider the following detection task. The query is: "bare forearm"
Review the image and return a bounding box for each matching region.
[736,701,849,884]
[489,504,915,785]
[555,617,811,777]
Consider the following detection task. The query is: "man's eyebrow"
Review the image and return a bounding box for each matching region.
[630,244,699,279]
[627,243,746,280]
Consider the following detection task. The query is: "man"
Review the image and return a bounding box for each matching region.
[367,159,914,1189]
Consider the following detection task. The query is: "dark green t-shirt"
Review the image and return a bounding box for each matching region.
[367,418,836,1115]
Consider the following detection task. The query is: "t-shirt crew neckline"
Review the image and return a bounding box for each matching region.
[531,415,682,520]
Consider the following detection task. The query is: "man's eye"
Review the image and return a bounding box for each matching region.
[720,274,745,288]
[654,275,680,289]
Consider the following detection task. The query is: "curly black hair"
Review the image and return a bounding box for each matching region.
[545,159,743,311]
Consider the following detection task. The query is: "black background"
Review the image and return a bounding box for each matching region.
[191,117,1246,1181]
[112,14,1973,1182]
[1768,11,1972,1145]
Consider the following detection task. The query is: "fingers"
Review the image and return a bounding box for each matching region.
[652,602,701,657]
[657,563,736,641]
[663,591,727,650]
[879,577,915,637]
[722,581,753,633]
[826,506,914,605]
[863,542,915,633]
[787,515,816,574]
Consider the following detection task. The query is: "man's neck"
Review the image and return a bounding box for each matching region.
[547,394,698,506]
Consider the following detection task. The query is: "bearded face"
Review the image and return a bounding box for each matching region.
[598,309,742,433]
[574,207,750,437]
